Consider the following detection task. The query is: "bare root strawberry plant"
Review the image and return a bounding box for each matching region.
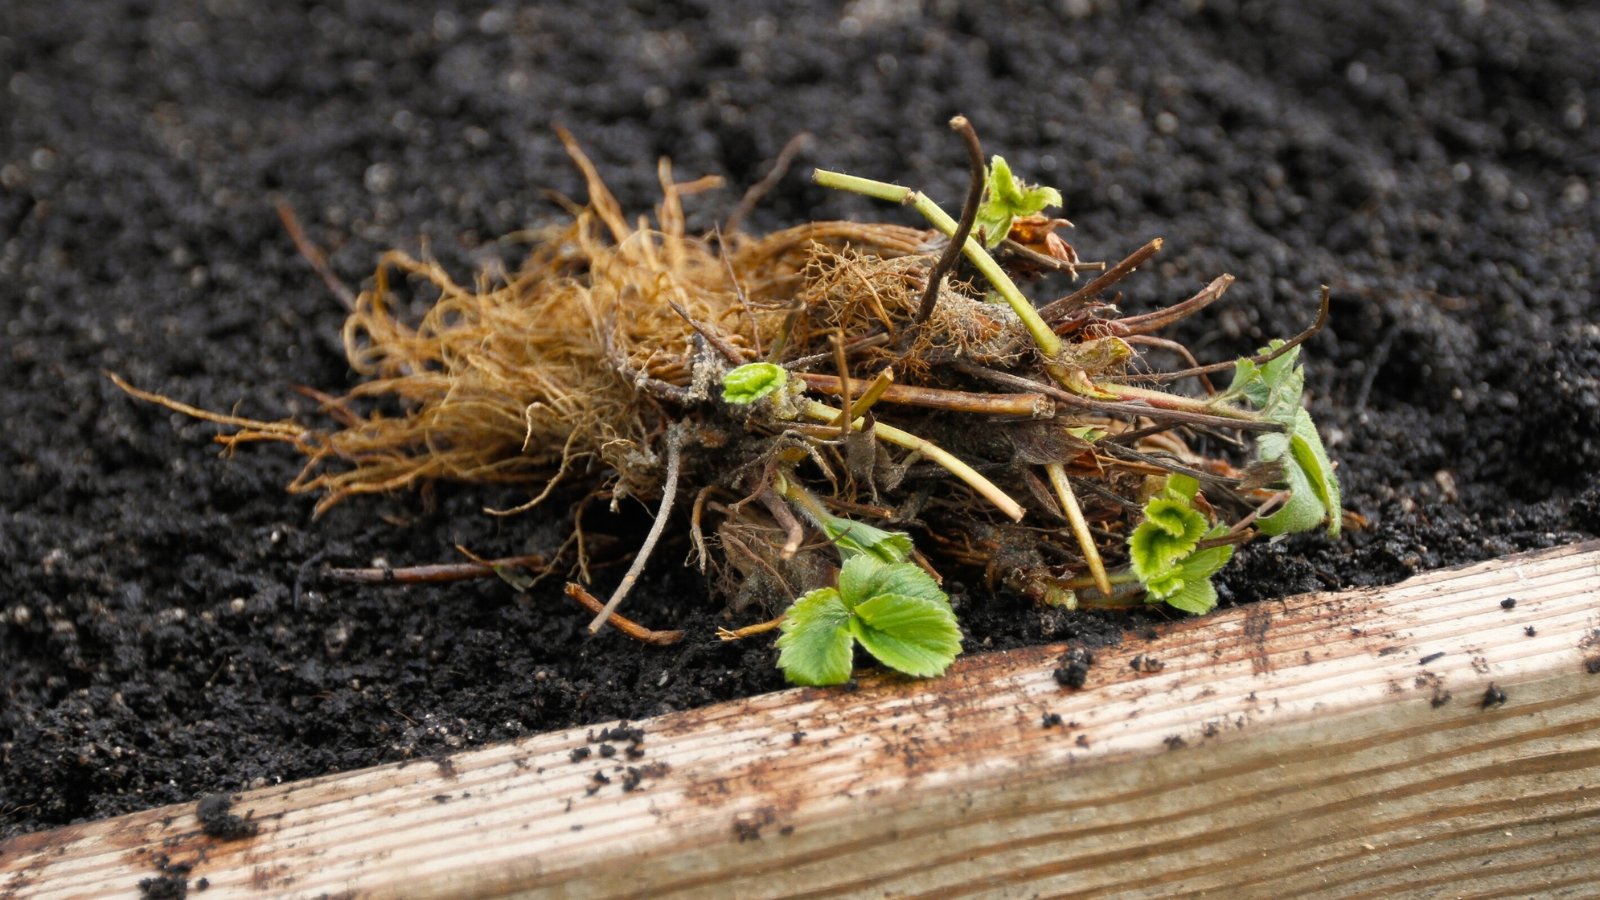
[120,118,1341,686]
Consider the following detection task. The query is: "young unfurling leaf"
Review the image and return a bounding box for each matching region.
[1127,474,1235,615]
[821,515,916,564]
[721,362,789,405]
[1157,531,1235,614]
[1227,342,1343,537]
[974,156,1063,248]
[1129,474,1205,584]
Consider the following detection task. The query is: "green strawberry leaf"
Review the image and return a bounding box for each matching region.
[1230,344,1342,537]
[1256,434,1326,536]
[837,556,946,610]
[721,362,789,405]
[1230,341,1304,420]
[1162,472,1201,501]
[848,593,963,678]
[1180,534,1235,580]
[1290,407,1342,537]
[1129,477,1238,614]
[821,515,915,563]
[776,587,855,686]
[974,155,1063,248]
[1129,496,1207,586]
[1162,576,1219,615]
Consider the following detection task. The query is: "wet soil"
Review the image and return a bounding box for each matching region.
[3,0,1597,837]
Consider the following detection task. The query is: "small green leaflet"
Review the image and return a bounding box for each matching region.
[775,556,961,686]
[721,362,788,405]
[1157,529,1235,614]
[776,588,855,686]
[1129,474,1205,585]
[1229,340,1304,418]
[1127,474,1235,615]
[820,514,915,563]
[1228,342,1342,536]
[848,593,963,678]
[974,155,1063,248]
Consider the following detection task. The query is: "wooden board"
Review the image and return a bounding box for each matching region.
[4,541,1600,898]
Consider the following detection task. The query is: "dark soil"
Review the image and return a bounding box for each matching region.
[3,0,1597,838]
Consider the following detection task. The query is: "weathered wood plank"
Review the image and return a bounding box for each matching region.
[4,542,1599,898]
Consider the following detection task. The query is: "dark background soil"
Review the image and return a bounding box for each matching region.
[3,0,1596,838]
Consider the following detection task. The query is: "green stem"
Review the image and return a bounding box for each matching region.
[813,168,1062,359]
[774,473,829,523]
[1044,462,1112,598]
[1058,570,1143,590]
[800,398,1025,522]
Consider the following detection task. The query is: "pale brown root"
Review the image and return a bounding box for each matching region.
[724,131,812,235]
[325,553,549,585]
[689,485,718,574]
[716,614,787,642]
[556,125,631,244]
[290,385,364,428]
[485,429,581,516]
[759,489,806,559]
[587,425,686,633]
[275,200,356,310]
[714,226,762,357]
[564,583,684,645]
[107,372,307,438]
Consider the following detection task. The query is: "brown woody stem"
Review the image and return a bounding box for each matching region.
[799,373,1052,418]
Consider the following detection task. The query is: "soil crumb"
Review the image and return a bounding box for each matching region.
[138,854,192,899]
[196,794,258,841]
[1054,646,1097,689]
[1481,684,1508,709]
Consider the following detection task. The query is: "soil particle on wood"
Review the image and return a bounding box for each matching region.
[1130,654,1166,674]
[1481,683,1508,709]
[4,1,1599,838]
[1053,646,1098,690]
[1416,672,1454,708]
[195,793,257,841]
[137,854,192,900]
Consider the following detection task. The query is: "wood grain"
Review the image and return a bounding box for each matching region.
[4,541,1599,898]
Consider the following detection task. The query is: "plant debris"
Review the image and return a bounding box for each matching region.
[117,120,1342,685]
